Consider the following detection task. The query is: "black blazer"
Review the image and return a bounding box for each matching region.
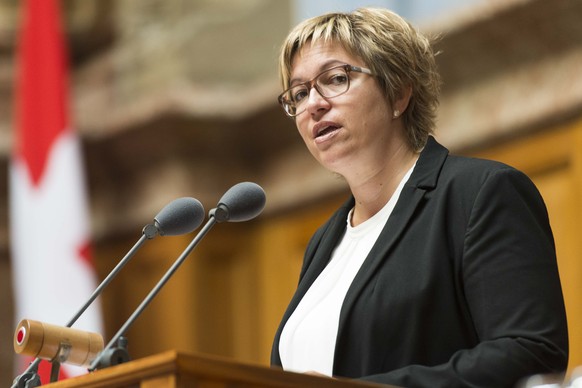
[271,137,568,388]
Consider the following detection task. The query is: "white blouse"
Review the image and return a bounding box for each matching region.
[279,164,415,376]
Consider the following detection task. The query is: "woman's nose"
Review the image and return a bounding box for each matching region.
[305,87,330,115]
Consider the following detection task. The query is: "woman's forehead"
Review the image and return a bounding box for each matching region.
[290,41,360,80]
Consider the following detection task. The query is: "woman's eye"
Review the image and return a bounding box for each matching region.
[328,73,348,85]
[293,89,309,102]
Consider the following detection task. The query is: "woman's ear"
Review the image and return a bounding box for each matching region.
[393,85,412,118]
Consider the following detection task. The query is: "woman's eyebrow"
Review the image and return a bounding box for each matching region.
[289,59,347,86]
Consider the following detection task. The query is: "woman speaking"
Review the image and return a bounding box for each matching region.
[271,7,568,388]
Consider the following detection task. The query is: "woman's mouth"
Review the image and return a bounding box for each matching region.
[313,122,342,141]
[316,125,340,138]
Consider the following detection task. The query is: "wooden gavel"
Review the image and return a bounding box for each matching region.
[14,319,104,367]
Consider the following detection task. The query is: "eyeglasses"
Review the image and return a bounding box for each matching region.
[278,64,373,117]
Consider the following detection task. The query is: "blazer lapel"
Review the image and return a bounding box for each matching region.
[336,136,449,344]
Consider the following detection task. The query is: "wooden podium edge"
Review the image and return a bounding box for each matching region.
[44,350,385,387]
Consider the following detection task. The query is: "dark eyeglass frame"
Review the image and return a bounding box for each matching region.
[278,64,373,117]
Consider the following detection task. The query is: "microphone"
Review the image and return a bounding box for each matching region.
[89,182,266,371]
[153,197,206,236]
[12,197,205,388]
[209,182,267,222]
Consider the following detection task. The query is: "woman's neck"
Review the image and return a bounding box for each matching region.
[347,146,418,227]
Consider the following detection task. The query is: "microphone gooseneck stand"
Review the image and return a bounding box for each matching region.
[89,213,221,371]
[90,182,266,371]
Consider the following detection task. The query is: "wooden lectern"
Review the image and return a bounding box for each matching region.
[44,351,389,387]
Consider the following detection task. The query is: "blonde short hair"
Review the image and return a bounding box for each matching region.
[279,8,441,151]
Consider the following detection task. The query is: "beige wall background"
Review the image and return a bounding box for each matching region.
[0,0,581,385]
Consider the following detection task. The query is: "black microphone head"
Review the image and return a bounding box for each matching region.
[154,197,205,236]
[212,182,266,223]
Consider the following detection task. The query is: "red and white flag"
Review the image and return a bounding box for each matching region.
[10,0,103,383]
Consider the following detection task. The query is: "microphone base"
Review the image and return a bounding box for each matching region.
[12,371,41,388]
[90,336,131,371]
